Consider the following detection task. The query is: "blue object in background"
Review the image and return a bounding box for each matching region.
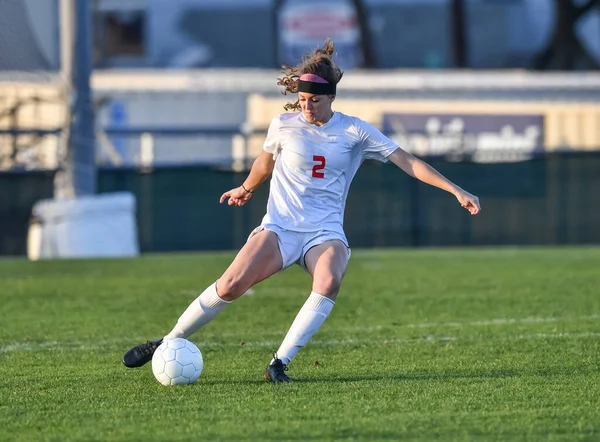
[108,99,129,163]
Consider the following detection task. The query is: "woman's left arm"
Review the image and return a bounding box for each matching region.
[387,148,481,215]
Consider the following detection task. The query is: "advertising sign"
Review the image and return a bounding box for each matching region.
[277,0,363,69]
[382,113,544,162]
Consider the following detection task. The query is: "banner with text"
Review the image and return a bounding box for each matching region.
[382,113,544,162]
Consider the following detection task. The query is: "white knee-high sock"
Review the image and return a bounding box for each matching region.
[273,292,335,366]
[164,282,230,340]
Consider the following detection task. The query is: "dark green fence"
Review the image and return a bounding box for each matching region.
[0,170,55,256]
[2,151,600,256]
[99,151,600,252]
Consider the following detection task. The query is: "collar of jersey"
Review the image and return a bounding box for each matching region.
[301,111,337,129]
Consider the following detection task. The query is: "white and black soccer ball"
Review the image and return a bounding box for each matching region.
[151,338,203,386]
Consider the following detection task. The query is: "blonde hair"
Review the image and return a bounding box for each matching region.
[277,39,344,111]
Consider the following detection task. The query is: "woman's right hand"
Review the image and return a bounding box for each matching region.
[220,186,253,207]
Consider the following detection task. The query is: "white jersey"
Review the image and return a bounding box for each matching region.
[261,111,398,232]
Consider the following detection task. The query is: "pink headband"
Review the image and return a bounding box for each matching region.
[297,73,336,94]
[299,73,329,83]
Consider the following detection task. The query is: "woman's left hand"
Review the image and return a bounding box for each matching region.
[455,190,481,215]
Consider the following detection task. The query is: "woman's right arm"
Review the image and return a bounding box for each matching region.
[220,151,275,206]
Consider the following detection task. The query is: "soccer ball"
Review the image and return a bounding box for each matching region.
[151,338,203,386]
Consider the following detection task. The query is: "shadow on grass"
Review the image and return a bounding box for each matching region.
[200,366,589,386]
[199,370,518,386]
[292,369,523,384]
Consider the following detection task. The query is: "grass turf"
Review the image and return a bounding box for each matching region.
[0,247,599,441]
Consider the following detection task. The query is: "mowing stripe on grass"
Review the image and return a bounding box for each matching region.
[402,314,600,329]
[2,332,599,353]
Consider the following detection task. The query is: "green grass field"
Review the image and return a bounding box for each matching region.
[1,247,599,441]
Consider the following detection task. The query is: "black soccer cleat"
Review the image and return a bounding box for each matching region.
[264,353,292,383]
[122,338,163,368]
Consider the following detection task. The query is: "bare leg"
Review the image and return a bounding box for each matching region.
[123,230,284,368]
[165,230,283,339]
[305,240,349,300]
[272,240,349,366]
[217,229,283,301]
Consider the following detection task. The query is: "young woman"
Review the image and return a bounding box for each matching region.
[122,40,481,382]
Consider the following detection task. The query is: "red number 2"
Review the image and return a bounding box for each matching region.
[312,155,326,178]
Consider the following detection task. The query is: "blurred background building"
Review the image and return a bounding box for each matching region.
[1,0,600,257]
[4,0,600,71]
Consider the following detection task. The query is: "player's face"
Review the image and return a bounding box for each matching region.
[299,93,334,126]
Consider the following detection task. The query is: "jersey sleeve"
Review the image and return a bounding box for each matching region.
[263,115,283,159]
[353,117,399,162]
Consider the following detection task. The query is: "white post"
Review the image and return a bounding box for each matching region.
[54,0,74,198]
[231,134,245,172]
[232,122,253,172]
[140,132,154,171]
[59,0,74,85]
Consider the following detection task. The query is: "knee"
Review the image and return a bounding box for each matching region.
[216,276,247,301]
[314,274,343,298]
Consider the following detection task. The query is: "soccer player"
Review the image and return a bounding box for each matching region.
[122,40,481,382]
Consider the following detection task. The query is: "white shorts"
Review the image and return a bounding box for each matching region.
[248,223,351,271]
